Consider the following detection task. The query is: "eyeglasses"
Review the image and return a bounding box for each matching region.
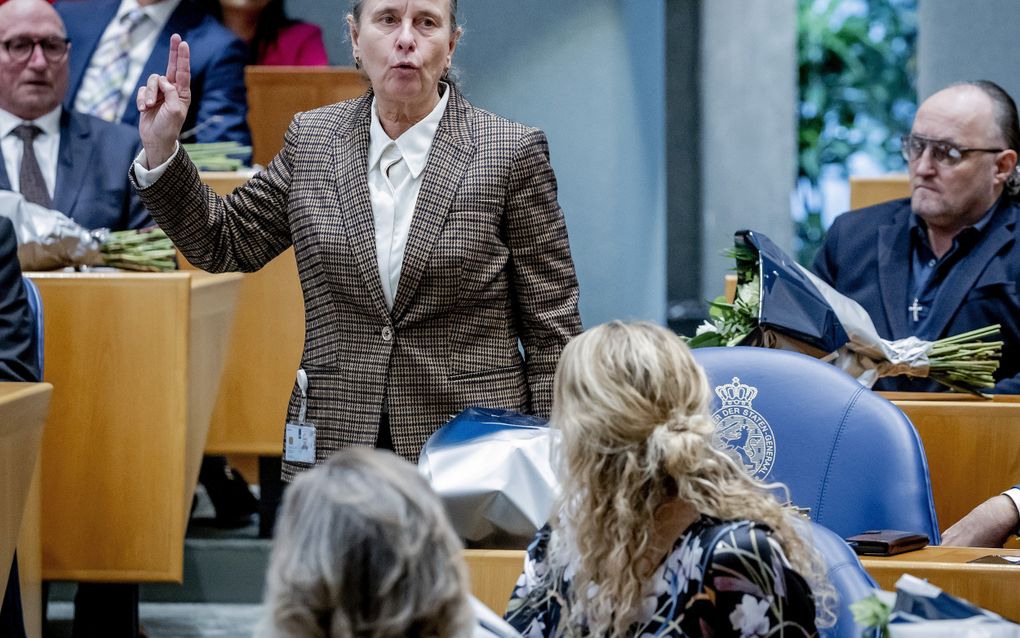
[1,36,71,63]
[901,134,1004,167]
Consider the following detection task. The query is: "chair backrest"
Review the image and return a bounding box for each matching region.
[803,520,879,638]
[22,275,43,378]
[693,346,940,543]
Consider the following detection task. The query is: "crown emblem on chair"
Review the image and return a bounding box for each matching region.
[711,376,776,480]
[715,377,758,407]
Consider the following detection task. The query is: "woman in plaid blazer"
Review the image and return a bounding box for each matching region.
[131,0,582,479]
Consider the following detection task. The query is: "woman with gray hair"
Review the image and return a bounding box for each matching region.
[505,321,832,636]
[259,447,520,638]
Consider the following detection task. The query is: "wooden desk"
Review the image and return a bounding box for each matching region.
[849,174,909,209]
[191,172,305,459]
[862,546,1020,621]
[1,383,51,638]
[27,271,241,582]
[464,545,1020,622]
[880,392,1020,537]
[463,549,525,615]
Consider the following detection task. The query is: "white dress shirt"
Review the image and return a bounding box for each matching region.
[74,0,182,121]
[367,86,449,310]
[0,105,62,200]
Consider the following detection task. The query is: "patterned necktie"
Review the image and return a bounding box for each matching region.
[12,124,52,208]
[77,8,148,121]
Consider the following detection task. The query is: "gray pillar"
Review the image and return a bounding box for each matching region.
[918,1,1020,100]
[667,0,797,334]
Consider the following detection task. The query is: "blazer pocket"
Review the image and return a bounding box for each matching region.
[449,364,522,383]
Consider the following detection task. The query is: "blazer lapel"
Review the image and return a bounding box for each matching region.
[52,110,93,219]
[390,88,475,320]
[877,205,912,338]
[926,200,1016,339]
[334,95,390,319]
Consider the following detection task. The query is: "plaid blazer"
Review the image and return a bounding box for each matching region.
[135,86,582,479]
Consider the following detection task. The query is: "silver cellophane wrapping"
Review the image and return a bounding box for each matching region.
[419,407,560,549]
[0,191,105,270]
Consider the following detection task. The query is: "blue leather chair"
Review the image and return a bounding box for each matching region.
[802,519,880,638]
[22,275,43,377]
[693,347,940,543]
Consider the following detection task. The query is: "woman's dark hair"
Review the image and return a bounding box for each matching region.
[202,0,296,65]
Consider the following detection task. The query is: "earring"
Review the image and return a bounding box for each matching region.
[355,56,362,70]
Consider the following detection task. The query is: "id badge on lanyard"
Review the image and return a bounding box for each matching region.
[284,368,316,464]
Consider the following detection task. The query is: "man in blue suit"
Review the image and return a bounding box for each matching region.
[0,0,150,231]
[814,80,1020,394]
[56,0,251,148]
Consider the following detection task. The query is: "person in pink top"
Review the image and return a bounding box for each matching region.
[204,0,328,66]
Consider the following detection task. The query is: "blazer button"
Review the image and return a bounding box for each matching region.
[381,326,394,342]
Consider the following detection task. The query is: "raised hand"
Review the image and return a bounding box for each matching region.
[137,34,192,168]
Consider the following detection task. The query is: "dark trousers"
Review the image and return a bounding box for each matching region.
[376,412,394,451]
[72,583,139,638]
[0,554,26,638]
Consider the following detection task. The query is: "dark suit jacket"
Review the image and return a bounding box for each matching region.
[0,109,150,231]
[0,217,39,383]
[134,86,583,478]
[56,0,251,147]
[813,197,1020,394]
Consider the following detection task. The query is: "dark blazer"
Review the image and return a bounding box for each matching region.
[56,0,251,147]
[0,217,39,383]
[813,197,1020,394]
[0,109,150,231]
[135,86,583,478]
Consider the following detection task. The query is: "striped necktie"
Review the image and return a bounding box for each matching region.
[77,8,148,121]
[12,124,52,208]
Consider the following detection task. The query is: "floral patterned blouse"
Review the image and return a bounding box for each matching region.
[504,516,818,637]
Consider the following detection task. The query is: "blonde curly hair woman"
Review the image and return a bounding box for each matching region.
[505,321,832,636]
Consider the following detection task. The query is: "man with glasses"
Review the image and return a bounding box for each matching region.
[0,0,150,230]
[813,80,1020,395]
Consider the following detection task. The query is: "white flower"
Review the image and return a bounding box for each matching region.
[695,320,719,336]
[729,595,771,637]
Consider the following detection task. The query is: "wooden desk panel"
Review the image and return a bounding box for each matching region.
[881,393,1020,534]
[28,272,240,582]
[463,549,525,615]
[187,171,305,457]
[245,66,368,167]
[862,546,1020,621]
[0,383,50,633]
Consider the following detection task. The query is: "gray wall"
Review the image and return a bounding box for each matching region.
[918,1,1020,101]
[699,0,797,303]
[287,0,667,327]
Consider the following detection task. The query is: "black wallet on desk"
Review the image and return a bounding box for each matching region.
[845,530,929,556]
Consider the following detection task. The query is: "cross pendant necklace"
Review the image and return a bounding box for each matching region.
[909,297,923,322]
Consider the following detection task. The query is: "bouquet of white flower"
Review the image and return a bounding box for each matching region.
[688,230,1002,396]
